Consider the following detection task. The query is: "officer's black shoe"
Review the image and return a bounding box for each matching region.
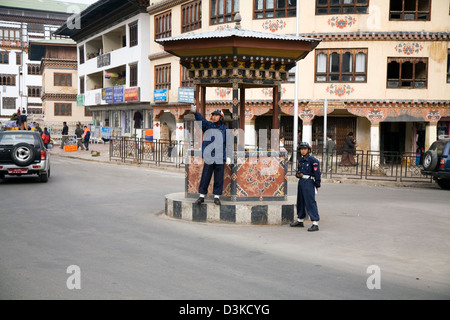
[214,198,221,205]
[195,197,204,205]
[290,221,304,227]
[308,225,319,232]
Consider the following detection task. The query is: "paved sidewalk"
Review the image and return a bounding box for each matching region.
[48,142,111,162]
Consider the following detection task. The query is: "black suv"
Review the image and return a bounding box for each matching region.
[0,131,50,182]
[421,138,450,190]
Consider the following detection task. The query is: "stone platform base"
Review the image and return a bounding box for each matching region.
[165,192,297,225]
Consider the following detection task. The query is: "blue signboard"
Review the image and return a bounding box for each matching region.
[105,87,113,103]
[154,88,168,103]
[178,87,195,103]
[113,86,124,103]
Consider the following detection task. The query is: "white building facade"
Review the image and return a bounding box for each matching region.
[55,0,152,137]
[0,0,87,120]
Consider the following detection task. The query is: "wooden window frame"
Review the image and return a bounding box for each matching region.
[28,64,40,75]
[315,48,368,83]
[0,52,9,64]
[447,49,450,83]
[27,23,43,33]
[0,28,20,41]
[386,57,428,89]
[181,65,194,87]
[389,0,431,21]
[254,0,297,19]
[27,86,41,97]
[54,103,72,116]
[155,11,172,40]
[210,0,240,25]
[129,22,138,47]
[54,73,72,87]
[154,63,171,90]
[182,0,202,33]
[80,76,85,94]
[79,46,85,64]
[0,74,16,86]
[316,0,369,15]
[2,97,16,110]
[129,63,138,87]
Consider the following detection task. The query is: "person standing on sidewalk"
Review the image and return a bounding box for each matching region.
[75,124,85,150]
[326,135,336,172]
[60,122,69,149]
[83,125,91,151]
[290,142,322,232]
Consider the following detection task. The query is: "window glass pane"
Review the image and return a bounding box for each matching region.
[234,0,239,12]
[401,61,413,79]
[267,0,274,10]
[342,52,352,73]
[212,0,217,16]
[218,0,224,14]
[316,76,326,82]
[316,53,327,73]
[330,53,340,73]
[256,0,263,10]
[355,53,366,72]
[277,0,285,9]
[226,0,231,13]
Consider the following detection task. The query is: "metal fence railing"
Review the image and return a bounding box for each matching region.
[110,138,433,183]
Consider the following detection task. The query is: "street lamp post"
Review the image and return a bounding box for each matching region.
[292,0,300,166]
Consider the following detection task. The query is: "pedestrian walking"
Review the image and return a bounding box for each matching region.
[42,127,50,148]
[290,142,322,232]
[75,124,85,150]
[340,132,357,166]
[83,125,91,151]
[191,105,229,206]
[326,135,336,172]
[60,122,69,149]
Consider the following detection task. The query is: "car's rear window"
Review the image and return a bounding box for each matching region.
[0,133,38,146]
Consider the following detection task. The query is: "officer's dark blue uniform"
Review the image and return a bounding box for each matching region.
[194,111,229,197]
[294,143,321,230]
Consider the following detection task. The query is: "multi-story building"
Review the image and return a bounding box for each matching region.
[0,0,88,120]
[28,39,92,128]
[147,0,450,154]
[54,0,152,137]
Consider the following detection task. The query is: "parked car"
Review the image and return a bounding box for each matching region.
[421,138,450,190]
[0,131,50,182]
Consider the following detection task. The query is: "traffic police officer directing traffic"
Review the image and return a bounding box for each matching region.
[290,142,322,231]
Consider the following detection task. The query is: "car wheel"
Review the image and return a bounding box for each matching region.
[436,179,450,190]
[11,143,35,166]
[423,150,438,171]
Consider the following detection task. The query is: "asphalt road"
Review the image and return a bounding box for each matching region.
[0,157,449,300]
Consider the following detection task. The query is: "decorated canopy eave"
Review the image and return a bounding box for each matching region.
[155,28,321,62]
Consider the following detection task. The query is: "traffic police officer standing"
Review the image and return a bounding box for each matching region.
[191,105,229,205]
[290,142,322,231]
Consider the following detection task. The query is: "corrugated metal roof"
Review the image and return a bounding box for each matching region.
[0,0,89,14]
[155,28,321,44]
[30,38,76,45]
